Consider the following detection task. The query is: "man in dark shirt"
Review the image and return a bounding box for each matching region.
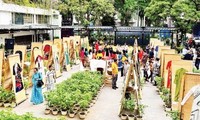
[149,48,154,59]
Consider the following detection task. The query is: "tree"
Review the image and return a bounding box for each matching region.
[171,0,200,33]
[114,0,137,26]
[56,0,115,26]
[145,0,173,27]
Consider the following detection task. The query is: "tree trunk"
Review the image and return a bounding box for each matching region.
[125,18,129,26]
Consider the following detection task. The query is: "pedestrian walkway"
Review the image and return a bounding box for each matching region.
[141,82,171,120]
[12,66,123,120]
[85,75,123,120]
[13,65,80,119]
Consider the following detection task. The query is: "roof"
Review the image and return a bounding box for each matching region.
[0,25,60,30]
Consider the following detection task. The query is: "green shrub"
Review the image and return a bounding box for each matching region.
[0,110,49,120]
[45,71,103,111]
[167,110,180,120]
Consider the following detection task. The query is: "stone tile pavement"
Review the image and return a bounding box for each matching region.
[141,82,172,120]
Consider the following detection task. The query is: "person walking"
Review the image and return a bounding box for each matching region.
[45,65,56,91]
[153,58,160,85]
[195,50,200,70]
[121,54,127,77]
[123,60,130,76]
[112,59,118,90]
[79,47,85,66]
[117,52,123,77]
[31,68,44,105]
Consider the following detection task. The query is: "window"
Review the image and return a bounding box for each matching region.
[12,13,33,25]
[24,14,33,24]
[53,15,58,19]
[13,13,24,25]
[37,15,50,24]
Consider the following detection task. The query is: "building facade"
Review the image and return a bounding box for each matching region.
[0,0,61,46]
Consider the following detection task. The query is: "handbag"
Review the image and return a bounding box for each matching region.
[37,73,44,87]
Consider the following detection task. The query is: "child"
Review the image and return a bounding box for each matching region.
[153,58,160,85]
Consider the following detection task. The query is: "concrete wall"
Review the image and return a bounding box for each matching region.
[0,11,12,25]
[0,1,62,43]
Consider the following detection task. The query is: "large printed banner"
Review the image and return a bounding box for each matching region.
[43,41,53,67]
[54,39,64,66]
[68,37,76,64]
[63,37,71,71]
[8,54,26,104]
[14,45,27,76]
[52,44,61,77]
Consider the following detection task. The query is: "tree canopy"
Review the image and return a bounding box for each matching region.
[57,0,115,26]
[144,0,200,32]
[171,0,200,32]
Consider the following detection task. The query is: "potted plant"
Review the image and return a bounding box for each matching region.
[44,107,51,115]
[79,99,89,113]
[128,114,135,120]
[167,110,180,120]
[52,108,58,115]
[121,113,128,120]
[68,108,75,118]
[74,104,80,110]
[23,78,29,96]
[78,99,90,119]
[136,104,147,120]
[3,91,15,107]
[60,104,68,116]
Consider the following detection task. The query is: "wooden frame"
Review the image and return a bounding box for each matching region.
[0,49,4,85]
[163,54,181,88]
[178,73,200,120]
[171,60,193,110]
[150,39,164,47]
[160,49,176,77]
[158,46,171,59]
[8,54,26,104]
[119,64,133,115]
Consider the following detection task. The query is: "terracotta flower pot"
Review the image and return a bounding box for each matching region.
[90,102,94,107]
[86,106,90,113]
[81,108,88,114]
[61,110,67,116]
[73,108,78,113]
[165,107,171,112]
[52,109,58,115]
[136,115,142,120]
[74,104,80,110]
[92,99,96,104]
[121,113,128,120]
[44,108,51,115]
[128,114,135,120]
[79,112,86,119]
[68,111,75,118]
